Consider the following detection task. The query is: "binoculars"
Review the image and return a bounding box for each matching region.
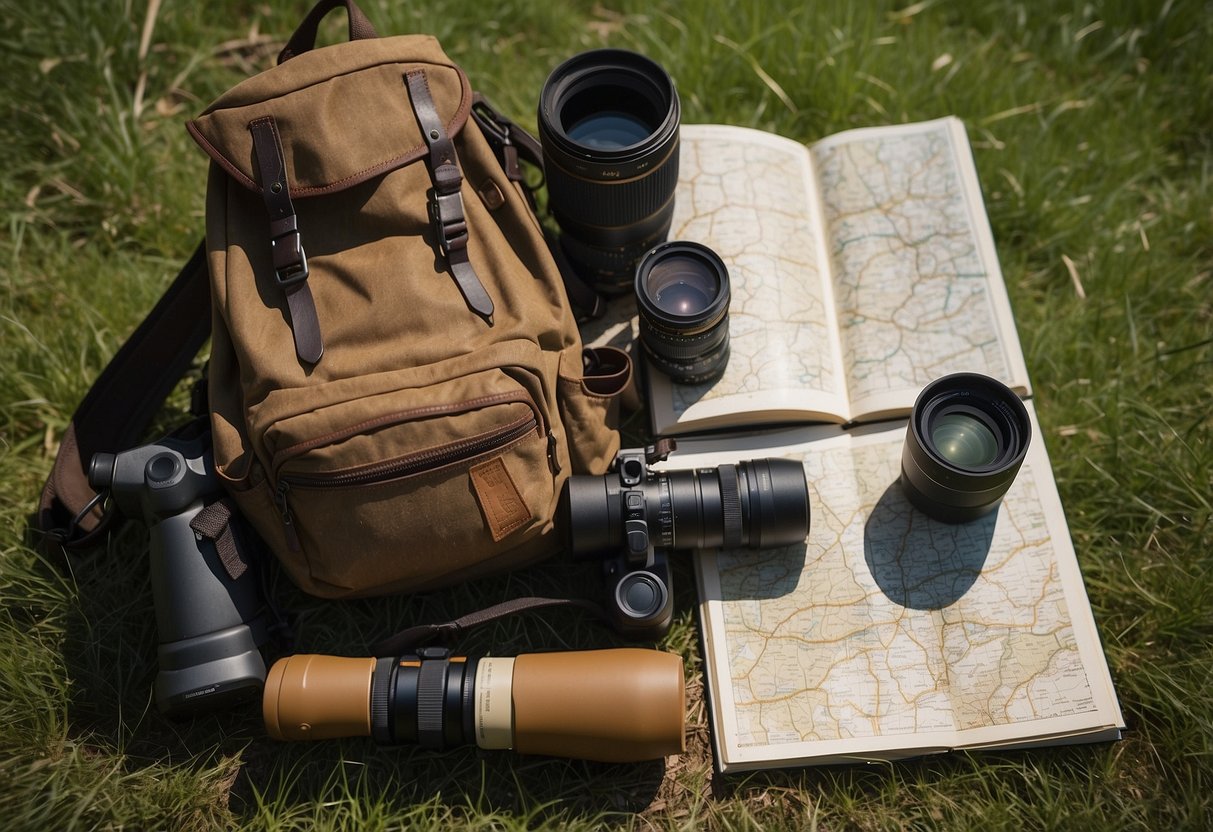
[88,422,274,716]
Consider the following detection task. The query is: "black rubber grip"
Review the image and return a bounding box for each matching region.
[370,657,394,744]
[416,658,448,750]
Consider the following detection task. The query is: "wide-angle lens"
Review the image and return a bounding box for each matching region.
[538,48,681,293]
[635,241,732,385]
[900,372,1031,523]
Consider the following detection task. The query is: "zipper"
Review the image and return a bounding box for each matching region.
[271,388,547,479]
[274,480,303,552]
[280,414,536,489]
[272,409,541,546]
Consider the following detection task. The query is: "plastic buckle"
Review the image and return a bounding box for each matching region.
[428,189,469,256]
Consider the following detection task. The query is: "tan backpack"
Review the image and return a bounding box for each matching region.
[38,0,628,599]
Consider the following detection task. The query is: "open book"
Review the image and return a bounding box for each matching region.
[585,118,1033,436]
[662,403,1123,772]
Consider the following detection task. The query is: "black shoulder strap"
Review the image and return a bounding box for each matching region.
[36,241,212,549]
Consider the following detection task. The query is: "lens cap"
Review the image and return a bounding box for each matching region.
[615,571,668,620]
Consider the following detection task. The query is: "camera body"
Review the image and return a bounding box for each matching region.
[582,448,678,639]
[563,446,811,639]
[88,423,271,716]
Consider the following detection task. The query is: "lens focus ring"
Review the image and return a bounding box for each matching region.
[717,465,743,548]
[371,657,394,744]
[416,659,447,750]
[546,147,681,228]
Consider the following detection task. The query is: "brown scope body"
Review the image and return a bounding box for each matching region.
[263,648,685,763]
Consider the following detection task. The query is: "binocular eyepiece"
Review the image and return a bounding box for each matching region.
[264,647,685,763]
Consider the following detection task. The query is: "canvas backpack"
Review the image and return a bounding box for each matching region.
[37,0,629,599]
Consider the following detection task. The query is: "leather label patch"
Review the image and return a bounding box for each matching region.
[470,456,533,543]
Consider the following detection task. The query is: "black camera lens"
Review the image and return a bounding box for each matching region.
[635,241,731,385]
[900,373,1031,523]
[563,457,809,557]
[539,49,681,293]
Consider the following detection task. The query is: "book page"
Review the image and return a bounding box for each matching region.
[644,124,849,435]
[812,117,1031,420]
[673,404,1121,771]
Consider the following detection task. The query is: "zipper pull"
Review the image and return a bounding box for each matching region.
[274,480,303,552]
[547,430,562,476]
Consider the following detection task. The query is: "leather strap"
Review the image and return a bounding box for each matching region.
[278,0,378,64]
[405,70,495,323]
[36,242,211,549]
[370,596,609,657]
[249,116,324,365]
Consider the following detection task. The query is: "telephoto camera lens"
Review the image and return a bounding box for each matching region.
[900,372,1031,523]
[538,48,681,293]
[262,648,685,763]
[635,241,732,385]
[563,457,810,557]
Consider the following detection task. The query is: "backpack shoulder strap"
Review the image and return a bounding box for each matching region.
[36,241,212,549]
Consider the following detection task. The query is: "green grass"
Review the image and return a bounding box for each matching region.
[2,0,1211,828]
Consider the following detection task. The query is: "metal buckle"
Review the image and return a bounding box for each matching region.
[272,230,309,287]
[428,189,469,256]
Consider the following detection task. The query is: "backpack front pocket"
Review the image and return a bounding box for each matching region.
[260,353,559,596]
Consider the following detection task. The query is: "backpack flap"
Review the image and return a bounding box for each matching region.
[187,37,471,198]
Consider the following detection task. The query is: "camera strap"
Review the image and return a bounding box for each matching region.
[371,596,611,657]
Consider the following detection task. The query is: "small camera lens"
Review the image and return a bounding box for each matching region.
[636,241,732,385]
[900,373,1031,523]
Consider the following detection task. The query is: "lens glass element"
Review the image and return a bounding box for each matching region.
[931,412,999,468]
[566,111,653,149]
[645,257,720,316]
